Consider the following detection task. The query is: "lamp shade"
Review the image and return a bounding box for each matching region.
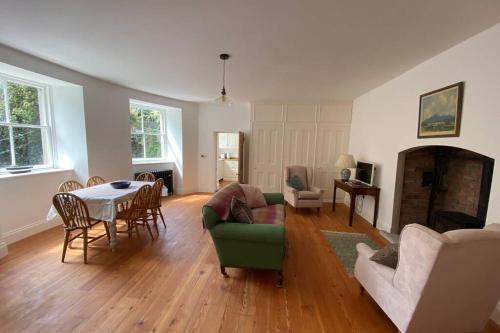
[335,154,356,169]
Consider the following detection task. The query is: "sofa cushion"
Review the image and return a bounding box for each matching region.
[287,175,305,191]
[370,243,399,269]
[252,204,285,225]
[240,184,267,208]
[298,190,321,200]
[230,196,254,224]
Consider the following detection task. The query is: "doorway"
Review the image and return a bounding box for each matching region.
[216,132,245,190]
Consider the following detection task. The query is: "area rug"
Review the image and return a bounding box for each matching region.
[321,231,380,277]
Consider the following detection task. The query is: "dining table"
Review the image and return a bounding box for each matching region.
[47,181,168,251]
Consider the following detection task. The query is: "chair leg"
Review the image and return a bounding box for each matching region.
[134,221,140,237]
[221,266,229,278]
[276,271,283,287]
[62,230,70,263]
[83,228,88,264]
[152,213,160,236]
[128,221,132,239]
[158,208,166,228]
[144,217,154,241]
[103,221,110,242]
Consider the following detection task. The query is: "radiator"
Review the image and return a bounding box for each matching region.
[134,169,174,194]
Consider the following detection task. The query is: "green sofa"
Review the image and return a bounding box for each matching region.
[202,191,286,286]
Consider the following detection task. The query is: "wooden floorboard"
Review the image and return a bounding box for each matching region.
[0,194,498,332]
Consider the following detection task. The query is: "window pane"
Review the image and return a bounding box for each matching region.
[130,106,142,134]
[145,134,162,159]
[0,83,5,122]
[142,109,161,134]
[131,134,144,159]
[7,82,41,125]
[13,127,44,166]
[0,126,11,167]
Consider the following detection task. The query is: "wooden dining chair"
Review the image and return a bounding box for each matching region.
[116,185,155,240]
[136,172,155,182]
[147,179,166,234]
[53,192,110,264]
[86,175,106,187]
[58,180,84,192]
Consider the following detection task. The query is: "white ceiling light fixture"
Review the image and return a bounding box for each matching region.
[214,53,233,106]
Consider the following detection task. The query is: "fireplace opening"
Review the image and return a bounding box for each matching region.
[392,146,494,234]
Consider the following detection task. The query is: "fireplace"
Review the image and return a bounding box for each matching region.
[392,146,494,234]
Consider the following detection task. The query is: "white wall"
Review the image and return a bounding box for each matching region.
[198,103,251,192]
[0,169,74,244]
[0,44,199,254]
[52,85,89,181]
[350,23,500,232]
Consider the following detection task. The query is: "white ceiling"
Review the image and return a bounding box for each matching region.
[1,1,500,103]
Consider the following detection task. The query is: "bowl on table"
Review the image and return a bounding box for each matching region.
[6,165,33,174]
[110,181,131,189]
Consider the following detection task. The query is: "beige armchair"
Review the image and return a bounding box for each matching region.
[354,223,500,333]
[284,165,324,213]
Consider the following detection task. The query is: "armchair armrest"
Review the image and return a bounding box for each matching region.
[310,186,324,195]
[263,192,284,205]
[356,242,376,258]
[210,222,285,245]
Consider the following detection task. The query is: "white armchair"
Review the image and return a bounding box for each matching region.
[283,165,324,213]
[354,223,500,333]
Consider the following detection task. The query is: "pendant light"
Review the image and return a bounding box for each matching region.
[215,53,233,106]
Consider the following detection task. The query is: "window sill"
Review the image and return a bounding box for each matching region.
[132,160,174,166]
[0,168,73,180]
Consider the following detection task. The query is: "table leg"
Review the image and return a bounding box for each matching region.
[373,193,379,229]
[332,185,337,212]
[349,193,355,227]
[107,219,117,252]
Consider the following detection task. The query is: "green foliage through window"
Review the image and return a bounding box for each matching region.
[130,104,164,160]
[0,79,49,168]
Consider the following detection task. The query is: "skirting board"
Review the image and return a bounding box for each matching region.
[3,218,62,245]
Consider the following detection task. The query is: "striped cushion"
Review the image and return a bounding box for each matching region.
[252,204,285,225]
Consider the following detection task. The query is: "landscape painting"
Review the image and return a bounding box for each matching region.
[418,82,464,138]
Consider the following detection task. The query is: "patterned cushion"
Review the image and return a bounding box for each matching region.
[252,204,285,225]
[240,184,267,208]
[298,191,321,200]
[204,182,245,220]
[230,196,254,224]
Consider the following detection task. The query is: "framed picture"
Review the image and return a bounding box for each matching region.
[418,82,464,138]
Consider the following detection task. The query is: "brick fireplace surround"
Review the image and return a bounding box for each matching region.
[393,146,494,233]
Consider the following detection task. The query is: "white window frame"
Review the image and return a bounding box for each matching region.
[0,74,54,172]
[130,100,168,163]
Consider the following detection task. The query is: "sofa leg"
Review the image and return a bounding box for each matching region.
[276,271,283,287]
[360,285,365,296]
[317,207,320,215]
[221,266,229,278]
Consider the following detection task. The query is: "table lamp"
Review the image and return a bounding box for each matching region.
[335,154,356,181]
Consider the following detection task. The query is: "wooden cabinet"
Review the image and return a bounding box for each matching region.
[222,160,238,180]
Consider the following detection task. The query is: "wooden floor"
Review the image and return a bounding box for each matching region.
[0,194,498,333]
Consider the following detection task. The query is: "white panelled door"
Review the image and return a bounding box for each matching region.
[251,123,283,192]
[314,124,350,201]
[283,123,316,168]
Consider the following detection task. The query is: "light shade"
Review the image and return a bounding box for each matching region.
[335,154,356,168]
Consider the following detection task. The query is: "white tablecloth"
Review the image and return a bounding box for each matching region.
[47,181,168,222]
